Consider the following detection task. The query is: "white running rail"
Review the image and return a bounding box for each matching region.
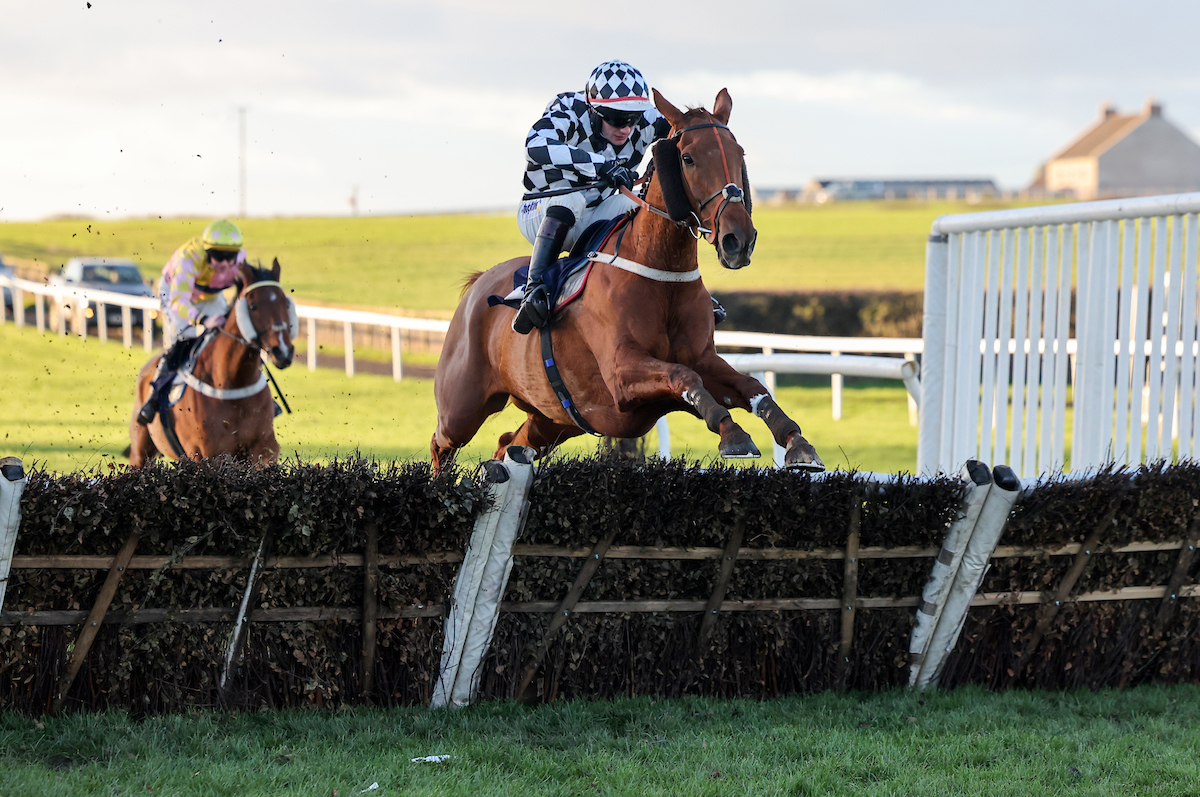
[919,192,1200,479]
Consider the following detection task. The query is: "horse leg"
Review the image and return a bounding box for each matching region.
[431,392,510,475]
[494,412,581,461]
[602,356,762,460]
[694,355,824,471]
[128,416,160,468]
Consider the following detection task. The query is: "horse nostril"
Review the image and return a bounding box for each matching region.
[721,233,742,255]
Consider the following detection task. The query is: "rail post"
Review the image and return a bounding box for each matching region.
[918,233,949,476]
[0,458,27,615]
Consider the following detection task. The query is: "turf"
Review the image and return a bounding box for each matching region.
[1,686,1197,796]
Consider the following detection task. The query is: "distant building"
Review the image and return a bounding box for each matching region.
[1034,99,1200,199]
[797,178,998,204]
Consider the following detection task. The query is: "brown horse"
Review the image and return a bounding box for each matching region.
[431,89,824,473]
[128,260,296,466]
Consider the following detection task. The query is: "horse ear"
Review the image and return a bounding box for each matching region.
[653,88,684,129]
[712,88,732,125]
[271,257,281,281]
[652,139,694,223]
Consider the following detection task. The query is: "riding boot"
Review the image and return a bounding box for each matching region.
[512,206,575,335]
[711,295,727,325]
[136,339,191,425]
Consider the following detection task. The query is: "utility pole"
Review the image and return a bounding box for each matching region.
[238,106,247,218]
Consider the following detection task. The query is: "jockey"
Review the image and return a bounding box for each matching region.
[511,60,671,335]
[136,219,246,424]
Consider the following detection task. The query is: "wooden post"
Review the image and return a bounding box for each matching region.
[1015,493,1125,676]
[516,528,618,701]
[219,533,272,704]
[361,523,380,700]
[693,515,747,662]
[1154,518,1200,632]
[51,531,140,714]
[836,495,863,690]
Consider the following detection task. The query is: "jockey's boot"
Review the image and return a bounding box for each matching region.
[711,295,727,325]
[512,206,575,335]
[136,339,191,425]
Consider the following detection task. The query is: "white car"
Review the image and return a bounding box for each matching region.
[48,257,157,331]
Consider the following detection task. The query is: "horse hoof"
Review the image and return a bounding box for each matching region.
[719,430,760,459]
[784,436,825,472]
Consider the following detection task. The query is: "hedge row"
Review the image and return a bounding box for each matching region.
[716,290,924,338]
[1,456,1198,714]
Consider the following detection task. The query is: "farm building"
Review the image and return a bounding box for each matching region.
[1031,98,1200,199]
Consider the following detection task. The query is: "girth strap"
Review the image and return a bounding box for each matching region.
[178,370,269,400]
[539,325,600,436]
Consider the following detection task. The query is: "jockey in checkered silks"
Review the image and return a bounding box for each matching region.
[511,60,672,334]
[136,219,246,424]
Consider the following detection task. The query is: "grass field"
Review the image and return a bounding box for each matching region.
[0,199,1035,315]
[0,323,918,475]
[2,686,1198,796]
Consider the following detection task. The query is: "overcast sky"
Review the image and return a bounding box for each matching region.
[4,0,1200,221]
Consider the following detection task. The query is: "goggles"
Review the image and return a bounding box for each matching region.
[592,106,643,129]
[207,249,238,263]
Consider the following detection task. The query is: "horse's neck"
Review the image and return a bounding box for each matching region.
[620,183,699,269]
[197,327,260,387]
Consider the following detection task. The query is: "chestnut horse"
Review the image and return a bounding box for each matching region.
[431,89,824,473]
[128,260,296,466]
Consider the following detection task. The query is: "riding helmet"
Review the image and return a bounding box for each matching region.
[585,60,653,112]
[201,219,244,252]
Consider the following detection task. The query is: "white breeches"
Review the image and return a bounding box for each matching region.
[160,286,229,347]
[517,189,639,250]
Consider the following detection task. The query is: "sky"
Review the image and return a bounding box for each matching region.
[4,0,1200,221]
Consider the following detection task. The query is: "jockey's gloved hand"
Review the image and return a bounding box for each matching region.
[596,160,635,191]
[202,314,227,330]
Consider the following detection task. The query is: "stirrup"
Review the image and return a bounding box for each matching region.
[512,284,550,335]
[136,397,158,425]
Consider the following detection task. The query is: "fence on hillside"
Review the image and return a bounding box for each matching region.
[920,192,1200,480]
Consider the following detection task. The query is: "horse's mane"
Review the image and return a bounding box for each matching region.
[244,263,275,284]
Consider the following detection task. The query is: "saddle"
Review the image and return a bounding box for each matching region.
[487,215,629,318]
[165,331,218,407]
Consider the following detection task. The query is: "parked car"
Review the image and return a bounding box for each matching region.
[0,253,14,311]
[48,257,157,332]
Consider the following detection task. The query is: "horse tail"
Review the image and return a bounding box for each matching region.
[460,271,487,298]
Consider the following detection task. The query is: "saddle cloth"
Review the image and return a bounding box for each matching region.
[487,215,628,315]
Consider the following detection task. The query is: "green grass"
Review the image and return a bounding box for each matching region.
[2,686,1198,795]
[0,323,918,475]
[0,200,1037,315]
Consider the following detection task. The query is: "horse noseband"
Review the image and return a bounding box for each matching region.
[697,183,745,245]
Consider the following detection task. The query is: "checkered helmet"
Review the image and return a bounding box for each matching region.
[585,60,653,112]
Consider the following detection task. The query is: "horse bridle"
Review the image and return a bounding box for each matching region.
[621,119,747,244]
[225,279,298,349]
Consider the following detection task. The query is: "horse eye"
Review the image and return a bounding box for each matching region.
[681,153,695,166]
